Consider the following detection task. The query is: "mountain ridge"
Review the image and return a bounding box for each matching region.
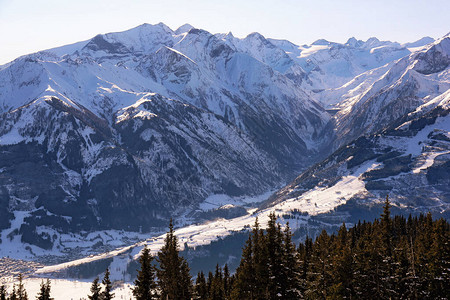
[0,23,448,269]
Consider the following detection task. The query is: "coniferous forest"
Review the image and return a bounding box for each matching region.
[230,199,450,299]
[1,198,448,299]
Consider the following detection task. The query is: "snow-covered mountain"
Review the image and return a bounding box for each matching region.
[268,37,416,99]
[0,23,331,242]
[19,90,448,283]
[0,22,449,275]
[330,35,450,147]
[216,31,422,107]
[267,89,450,224]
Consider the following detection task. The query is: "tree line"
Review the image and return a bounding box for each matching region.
[1,197,449,299]
[231,197,449,299]
[132,197,449,299]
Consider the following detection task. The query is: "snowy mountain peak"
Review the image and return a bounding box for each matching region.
[115,22,174,38]
[413,35,450,75]
[312,39,331,46]
[403,36,435,48]
[345,37,363,48]
[361,37,399,49]
[175,23,194,35]
[80,22,176,55]
[82,34,129,54]
[245,32,266,41]
[225,31,234,38]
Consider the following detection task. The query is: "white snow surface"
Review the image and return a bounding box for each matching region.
[2,278,133,300]
[199,190,275,211]
[277,161,374,215]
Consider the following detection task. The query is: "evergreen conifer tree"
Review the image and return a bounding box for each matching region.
[16,274,27,300]
[208,264,224,300]
[230,236,254,299]
[36,279,52,300]
[309,229,332,299]
[428,218,450,298]
[329,223,354,299]
[381,195,392,255]
[133,246,157,300]
[88,277,101,300]
[250,217,268,299]
[9,284,17,300]
[223,264,231,299]
[0,285,6,300]
[282,222,301,299]
[266,213,284,298]
[206,271,213,298]
[194,271,207,300]
[297,236,312,296]
[101,268,114,300]
[180,259,193,300]
[156,219,192,300]
[379,196,395,298]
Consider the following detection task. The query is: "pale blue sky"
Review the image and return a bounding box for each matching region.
[0,0,449,65]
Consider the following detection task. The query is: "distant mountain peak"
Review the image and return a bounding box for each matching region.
[175,23,194,35]
[131,22,174,34]
[246,32,266,40]
[186,27,209,36]
[345,37,363,47]
[363,37,381,48]
[403,36,435,48]
[225,31,234,38]
[312,38,331,46]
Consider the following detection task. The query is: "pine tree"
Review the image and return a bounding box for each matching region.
[133,246,157,300]
[381,195,392,255]
[194,271,207,300]
[297,236,312,296]
[0,285,6,300]
[16,274,28,300]
[310,229,333,299]
[250,217,268,299]
[9,284,17,300]
[226,207,450,299]
[329,223,354,299]
[101,268,114,300]
[379,196,396,298]
[427,218,450,298]
[266,213,283,299]
[88,277,101,300]
[180,259,193,300]
[282,222,301,299]
[45,279,52,300]
[206,271,213,298]
[230,236,254,299]
[156,219,192,300]
[223,264,231,299]
[36,280,46,300]
[208,264,224,300]
[36,279,53,300]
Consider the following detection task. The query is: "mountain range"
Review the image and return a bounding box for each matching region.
[0,23,448,276]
